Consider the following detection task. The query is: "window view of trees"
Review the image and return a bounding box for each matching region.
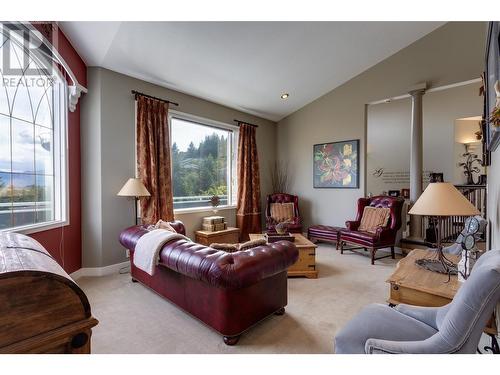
[171,118,232,209]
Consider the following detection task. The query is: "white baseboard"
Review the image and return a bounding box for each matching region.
[70,261,130,280]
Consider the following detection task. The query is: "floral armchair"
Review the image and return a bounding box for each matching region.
[265,193,302,233]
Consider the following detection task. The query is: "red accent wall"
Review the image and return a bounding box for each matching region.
[29,24,86,274]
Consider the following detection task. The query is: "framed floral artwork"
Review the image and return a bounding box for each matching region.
[313,139,359,188]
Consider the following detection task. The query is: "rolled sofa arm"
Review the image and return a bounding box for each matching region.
[119,225,299,289]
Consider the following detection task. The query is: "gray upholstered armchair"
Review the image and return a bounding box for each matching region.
[334,249,500,354]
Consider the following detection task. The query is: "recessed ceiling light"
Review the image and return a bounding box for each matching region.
[280,93,289,100]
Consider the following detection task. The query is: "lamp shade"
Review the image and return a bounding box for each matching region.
[408,182,479,216]
[117,178,150,197]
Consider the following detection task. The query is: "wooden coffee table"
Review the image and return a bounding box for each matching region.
[249,233,318,279]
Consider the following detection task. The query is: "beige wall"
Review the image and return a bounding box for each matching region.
[277,22,487,230]
[367,82,482,195]
[81,67,276,268]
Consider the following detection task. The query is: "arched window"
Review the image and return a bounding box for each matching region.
[0,23,73,232]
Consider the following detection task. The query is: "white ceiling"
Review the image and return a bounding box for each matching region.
[60,22,445,122]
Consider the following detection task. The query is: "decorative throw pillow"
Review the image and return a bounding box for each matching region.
[154,220,177,233]
[270,202,295,223]
[210,243,239,253]
[238,238,267,251]
[358,206,391,233]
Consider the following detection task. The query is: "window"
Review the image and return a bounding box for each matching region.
[169,113,238,211]
[0,26,68,232]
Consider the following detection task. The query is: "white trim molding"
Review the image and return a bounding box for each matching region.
[70,261,130,280]
[367,78,482,106]
[68,83,88,112]
[19,22,88,112]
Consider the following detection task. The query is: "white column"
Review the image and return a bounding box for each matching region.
[409,85,426,240]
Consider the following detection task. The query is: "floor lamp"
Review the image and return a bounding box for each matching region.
[117,178,151,225]
[408,182,479,274]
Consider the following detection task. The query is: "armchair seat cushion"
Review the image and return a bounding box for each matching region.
[335,304,437,354]
[341,230,377,242]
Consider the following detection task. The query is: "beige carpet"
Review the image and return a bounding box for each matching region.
[78,244,401,354]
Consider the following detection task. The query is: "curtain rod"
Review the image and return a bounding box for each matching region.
[233,119,259,128]
[131,90,179,106]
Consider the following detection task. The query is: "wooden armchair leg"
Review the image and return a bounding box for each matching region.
[371,248,376,265]
[391,246,395,259]
[340,241,344,254]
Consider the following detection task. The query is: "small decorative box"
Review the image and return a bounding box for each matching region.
[264,232,295,243]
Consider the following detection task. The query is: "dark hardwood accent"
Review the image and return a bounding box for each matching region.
[233,119,259,128]
[131,90,179,106]
[0,234,98,354]
[223,335,241,346]
[274,307,286,316]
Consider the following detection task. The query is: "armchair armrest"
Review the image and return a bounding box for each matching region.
[375,226,394,242]
[345,220,360,230]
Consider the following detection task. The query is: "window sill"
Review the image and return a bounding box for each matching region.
[0,220,70,235]
[174,205,237,215]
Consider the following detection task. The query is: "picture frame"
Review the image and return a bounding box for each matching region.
[429,172,444,183]
[401,188,410,199]
[313,139,359,189]
[484,21,500,152]
[388,190,400,197]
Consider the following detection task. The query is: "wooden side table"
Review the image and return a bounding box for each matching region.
[195,227,240,246]
[387,249,498,352]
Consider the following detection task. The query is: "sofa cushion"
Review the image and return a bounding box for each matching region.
[154,220,177,232]
[270,202,295,222]
[358,206,390,233]
[239,238,267,251]
[210,243,239,252]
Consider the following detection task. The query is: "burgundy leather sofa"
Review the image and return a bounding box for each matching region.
[119,221,298,345]
[339,196,404,265]
[266,193,302,233]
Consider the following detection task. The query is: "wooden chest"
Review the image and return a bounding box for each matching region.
[248,233,318,279]
[195,227,240,246]
[0,233,98,353]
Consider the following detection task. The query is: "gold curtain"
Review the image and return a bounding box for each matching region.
[136,95,174,224]
[236,122,262,240]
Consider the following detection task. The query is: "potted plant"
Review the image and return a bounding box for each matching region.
[210,195,220,213]
[458,152,481,185]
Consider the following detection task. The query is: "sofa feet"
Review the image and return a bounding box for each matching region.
[223,335,240,346]
[274,307,285,316]
[131,278,138,283]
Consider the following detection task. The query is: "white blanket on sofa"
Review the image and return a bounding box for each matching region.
[133,229,189,276]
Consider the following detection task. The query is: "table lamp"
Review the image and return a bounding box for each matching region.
[408,182,479,274]
[117,178,151,225]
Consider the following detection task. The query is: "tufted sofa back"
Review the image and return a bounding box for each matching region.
[119,222,298,290]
